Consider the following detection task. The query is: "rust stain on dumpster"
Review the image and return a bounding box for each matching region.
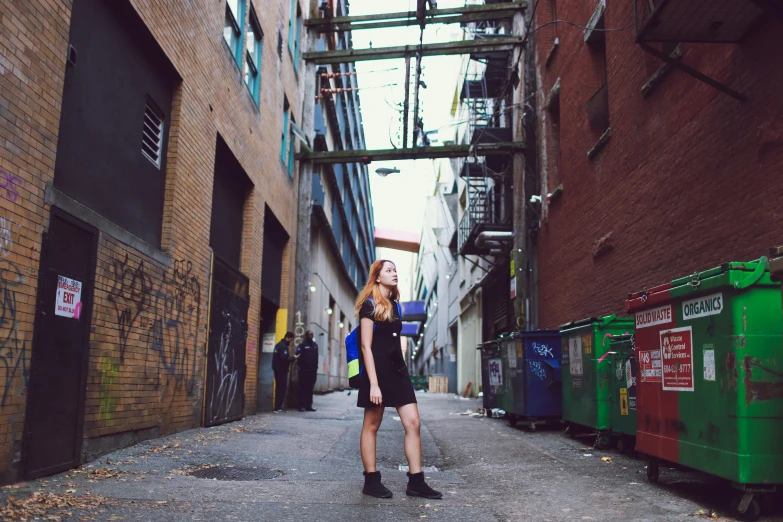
[742,307,747,333]
[744,356,783,405]
[726,353,739,390]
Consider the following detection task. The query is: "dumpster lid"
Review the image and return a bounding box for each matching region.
[626,257,771,313]
[626,282,673,313]
[670,258,768,289]
[542,359,560,369]
[477,340,498,350]
[559,314,627,331]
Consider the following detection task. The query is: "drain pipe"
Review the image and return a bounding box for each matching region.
[476,231,514,249]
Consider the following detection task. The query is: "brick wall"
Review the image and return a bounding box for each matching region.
[0,0,70,481]
[0,0,310,482]
[532,1,783,328]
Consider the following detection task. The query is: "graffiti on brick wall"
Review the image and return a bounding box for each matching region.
[207,308,246,423]
[0,216,20,258]
[0,259,26,410]
[0,169,21,203]
[108,254,152,362]
[99,357,119,421]
[145,259,202,397]
[106,255,204,400]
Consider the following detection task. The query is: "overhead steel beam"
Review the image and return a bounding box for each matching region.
[296,142,526,164]
[402,54,411,149]
[303,37,522,64]
[306,2,526,32]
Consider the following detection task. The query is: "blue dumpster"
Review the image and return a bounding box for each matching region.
[500,331,563,429]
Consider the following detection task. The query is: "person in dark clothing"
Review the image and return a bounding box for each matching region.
[296,330,319,412]
[272,332,297,413]
[355,259,441,500]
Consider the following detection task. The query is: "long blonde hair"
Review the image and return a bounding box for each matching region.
[354,260,400,322]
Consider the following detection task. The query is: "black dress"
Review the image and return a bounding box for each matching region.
[357,299,417,409]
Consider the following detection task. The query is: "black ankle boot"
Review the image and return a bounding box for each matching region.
[406,471,443,499]
[362,471,393,498]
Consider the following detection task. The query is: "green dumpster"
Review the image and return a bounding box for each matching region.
[479,340,505,417]
[560,315,634,447]
[495,336,515,419]
[627,258,783,519]
[609,334,637,451]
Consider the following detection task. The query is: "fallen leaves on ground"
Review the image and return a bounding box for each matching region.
[86,468,122,481]
[690,509,722,519]
[0,491,105,521]
[172,463,215,476]
[2,482,28,490]
[601,457,613,463]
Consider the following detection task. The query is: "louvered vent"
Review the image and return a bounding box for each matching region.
[142,100,164,168]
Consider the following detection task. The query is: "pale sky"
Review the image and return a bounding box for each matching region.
[350,0,465,301]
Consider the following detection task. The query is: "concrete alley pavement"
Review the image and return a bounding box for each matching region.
[2,392,781,521]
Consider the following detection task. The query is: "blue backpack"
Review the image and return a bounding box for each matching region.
[346,299,403,389]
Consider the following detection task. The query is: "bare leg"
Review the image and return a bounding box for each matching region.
[360,407,384,472]
[397,403,422,474]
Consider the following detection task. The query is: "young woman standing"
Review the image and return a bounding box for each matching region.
[355,259,442,500]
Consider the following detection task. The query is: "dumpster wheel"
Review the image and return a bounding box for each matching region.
[731,493,761,521]
[646,459,659,483]
[594,433,612,450]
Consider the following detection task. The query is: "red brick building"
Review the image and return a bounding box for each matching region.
[531,0,783,327]
[0,0,313,483]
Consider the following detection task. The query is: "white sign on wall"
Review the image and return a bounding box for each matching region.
[55,275,82,319]
[262,332,276,353]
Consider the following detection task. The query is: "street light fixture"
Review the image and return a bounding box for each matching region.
[375,167,400,177]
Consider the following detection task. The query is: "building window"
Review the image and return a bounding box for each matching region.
[244,8,262,104]
[141,98,164,169]
[281,97,289,164]
[288,0,302,73]
[288,115,296,177]
[585,16,609,136]
[210,135,253,269]
[223,0,245,66]
[281,97,296,177]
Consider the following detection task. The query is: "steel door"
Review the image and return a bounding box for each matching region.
[24,210,97,479]
[203,257,249,427]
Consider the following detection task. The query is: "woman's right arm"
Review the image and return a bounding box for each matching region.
[360,316,382,405]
